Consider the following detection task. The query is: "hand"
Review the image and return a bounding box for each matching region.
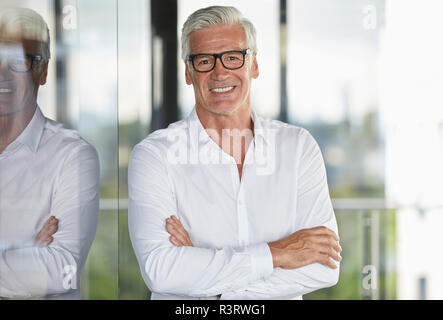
[268,226,342,270]
[165,215,193,247]
[34,216,59,247]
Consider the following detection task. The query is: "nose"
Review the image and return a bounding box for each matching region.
[210,56,229,80]
[0,57,13,79]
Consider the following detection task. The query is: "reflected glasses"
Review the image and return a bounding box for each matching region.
[0,54,42,73]
[188,49,251,73]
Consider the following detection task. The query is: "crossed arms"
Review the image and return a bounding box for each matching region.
[0,145,99,298]
[167,215,341,271]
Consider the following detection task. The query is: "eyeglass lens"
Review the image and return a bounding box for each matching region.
[193,51,244,72]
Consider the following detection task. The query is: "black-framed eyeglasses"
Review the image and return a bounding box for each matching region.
[0,53,42,73]
[188,49,251,73]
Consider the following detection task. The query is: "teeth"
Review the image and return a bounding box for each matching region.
[0,88,13,93]
[211,86,234,93]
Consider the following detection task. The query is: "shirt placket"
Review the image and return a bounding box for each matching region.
[227,141,255,248]
[236,183,249,247]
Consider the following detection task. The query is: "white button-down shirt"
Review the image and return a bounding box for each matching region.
[0,107,99,299]
[128,107,339,300]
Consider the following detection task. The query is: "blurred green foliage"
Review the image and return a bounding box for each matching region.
[81,211,118,299]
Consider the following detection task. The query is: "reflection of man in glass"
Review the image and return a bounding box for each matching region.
[0,7,99,299]
[129,6,341,299]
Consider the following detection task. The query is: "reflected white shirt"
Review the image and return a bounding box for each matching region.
[128,107,339,300]
[0,107,99,299]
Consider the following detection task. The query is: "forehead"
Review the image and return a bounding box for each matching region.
[189,24,247,53]
[0,36,42,54]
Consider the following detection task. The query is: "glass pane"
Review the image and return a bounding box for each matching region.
[287,0,387,300]
[74,0,119,300]
[116,0,151,300]
[288,0,385,199]
[382,1,443,299]
[288,0,443,300]
[0,0,118,299]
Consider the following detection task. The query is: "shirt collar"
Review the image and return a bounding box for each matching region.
[186,107,269,150]
[16,106,45,153]
[250,108,269,146]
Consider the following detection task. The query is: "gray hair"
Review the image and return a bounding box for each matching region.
[181,6,257,61]
[0,6,51,62]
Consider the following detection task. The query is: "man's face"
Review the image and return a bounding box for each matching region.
[185,24,259,115]
[0,37,48,117]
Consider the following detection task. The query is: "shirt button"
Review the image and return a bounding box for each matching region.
[242,240,246,246]
[238,200,243,205]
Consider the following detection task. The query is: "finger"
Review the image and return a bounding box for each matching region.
[166,221,188,245]
[315,226,340,241]
[309,235,342,253]
[309,226,339,241]
[170,215,186,231]
[47,223,58,235]
[41,217,59,233]
[36,224,50,240]
[317,253,338,269]
[183,237,192,246]
[35,230,48,245]
[35,231,44,242]
[165,220,178,236]
[49,217,59,226]
[171,215,180,223]
[168,216,191,241]
[38,221,59,241]
[39,236,54,247]
[166,217,193,246]
[45,216,58,228]
[315,242,342,262]
[321,243,341,262]
[169,235,184,247]
[35,217,58,246]
[45,236,54,246]
[44,216,54,225]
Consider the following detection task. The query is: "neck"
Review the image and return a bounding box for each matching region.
[196,104,253,135]
[0,104,37,154]
[196,104,254,165]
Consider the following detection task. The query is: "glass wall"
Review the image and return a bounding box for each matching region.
[73,0,119,300]
[287,0,388,299]
[117,0,151,300]
[2,0,442,300]
[0,0,119,299]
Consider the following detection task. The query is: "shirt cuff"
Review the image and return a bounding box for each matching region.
[247,243,274,282]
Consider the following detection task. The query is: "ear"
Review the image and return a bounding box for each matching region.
[251,52,259,79]
[38,61,49,86]
[185,62,193,85]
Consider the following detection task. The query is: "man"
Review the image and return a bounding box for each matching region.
[0,7,99,299]
[129,6,341,300]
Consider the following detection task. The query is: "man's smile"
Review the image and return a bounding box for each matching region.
[209,85,236,93]
[0,88,14,93]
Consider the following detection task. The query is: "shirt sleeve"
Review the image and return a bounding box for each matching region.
[128,142,273,298]
[0,143,100,299]
[221,129,340,299]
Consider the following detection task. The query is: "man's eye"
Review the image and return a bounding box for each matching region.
[198,59,210,65]
[228,56,240,61]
